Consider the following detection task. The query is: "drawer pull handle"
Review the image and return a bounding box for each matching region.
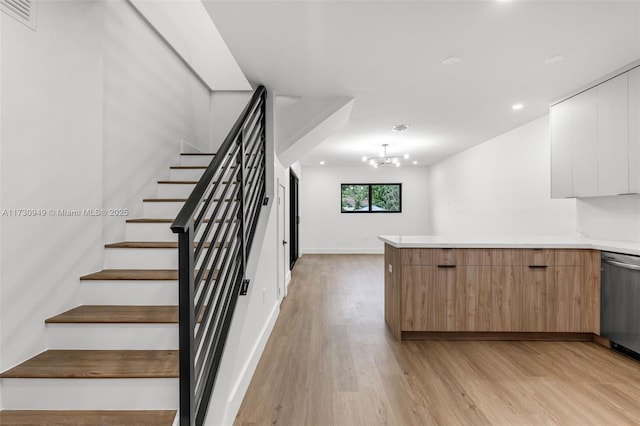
[437,264,457,268]
[528,265,548,269]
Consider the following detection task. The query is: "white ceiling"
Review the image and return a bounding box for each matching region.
[203,0,640,167]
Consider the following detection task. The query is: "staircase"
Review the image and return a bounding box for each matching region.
[0,152,217,425]
[0,86,267,425]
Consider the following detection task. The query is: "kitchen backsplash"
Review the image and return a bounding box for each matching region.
[576,195,640,243]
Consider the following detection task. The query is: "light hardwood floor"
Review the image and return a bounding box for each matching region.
[234,254,640,426]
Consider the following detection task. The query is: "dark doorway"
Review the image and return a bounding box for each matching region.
[289,170,299,269]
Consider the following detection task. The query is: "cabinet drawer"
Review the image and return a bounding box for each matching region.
[401,249,434,265]
[491,249,524,266]
[435,248,457,266]
[462,249,492,266]
[555,249,587,266]
[524,249,554,267]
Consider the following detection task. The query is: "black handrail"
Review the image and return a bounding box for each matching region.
[171,86,267,426]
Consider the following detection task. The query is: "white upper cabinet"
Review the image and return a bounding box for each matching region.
[597,73,629,196]
[550,99,574,198]
[572,89,598,197]
[550,63,640,198]
[629,67,640,194]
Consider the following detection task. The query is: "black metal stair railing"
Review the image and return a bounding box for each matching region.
[171,86,267,426]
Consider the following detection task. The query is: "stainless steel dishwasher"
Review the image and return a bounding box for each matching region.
[601,251,640,358]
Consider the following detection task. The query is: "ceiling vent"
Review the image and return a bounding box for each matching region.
[391,124,410,132]
[1,0,37,30]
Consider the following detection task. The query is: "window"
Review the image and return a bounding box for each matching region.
[341,183,402,213]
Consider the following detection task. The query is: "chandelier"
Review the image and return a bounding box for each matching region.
[362,144,409,168]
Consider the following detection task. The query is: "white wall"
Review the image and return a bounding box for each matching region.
[428,116,577,237]
[576,196,640,242]
[0,6,4,407]
[209,91,253,152]
[102,0,212,243]
[129,0,250,91]
[300,166,431,254]
[1,0,105,374]
[0,0,212,377]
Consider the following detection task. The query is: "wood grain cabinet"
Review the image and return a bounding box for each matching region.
[458,249,492,331]
[385,245,601,339]
[400,249,457,332]
[490,249,523,332]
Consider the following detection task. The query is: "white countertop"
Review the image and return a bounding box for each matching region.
[378,235,640,257]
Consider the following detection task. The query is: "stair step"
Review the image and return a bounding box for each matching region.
[157,181,197,198]
[47,322,178,350]
[0,350,178,379]
[126,218,229,223]
[103,242,228,269]
[124,219,235,242]
[80,280,178,306]
[81,269,179,281]
[142,198,235,217]
[106,241,181,248]
[142,198,234,202]
[157,180,198,184]
[179,153,215,166]
[46,306,178,324]
[1,378,177,410]
[105,241,221,249]
[80,269,218,281]
[180,152,216,156]
[157,180,238,184]
[0,410,176,425]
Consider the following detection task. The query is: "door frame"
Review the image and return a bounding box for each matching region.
[277,181,287,299]
[289,170,300,270]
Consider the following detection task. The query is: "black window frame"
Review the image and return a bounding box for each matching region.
[340,183,402,214]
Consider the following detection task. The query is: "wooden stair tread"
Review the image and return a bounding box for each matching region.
[46,305,179,324]
[180,152,215,156]
[157,180,198,184]
[104,241,224,249]
[0,350,178,378]
[0,410,176,426]
[157,180,239,185]
[125,218,232,224]
[142,198,234,202]
[126,218,175,223]
[143,198,188,202]
[170,165,240,170]
[80,269,218,281]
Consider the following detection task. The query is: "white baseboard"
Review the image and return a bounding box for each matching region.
[285,271,291,288]
[221,301,280,426]
[300,248,384,255]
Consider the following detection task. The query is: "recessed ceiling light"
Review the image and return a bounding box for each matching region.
[319,161,325,165]
[544,55,564,64]
[391,124,411,132]
[442,56,461,65]
[512,103,524,111]
[413,161,418,165]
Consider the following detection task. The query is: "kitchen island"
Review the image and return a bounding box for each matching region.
[379,235,639,341]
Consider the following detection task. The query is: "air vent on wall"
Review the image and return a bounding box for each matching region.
[1,0,37,30]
